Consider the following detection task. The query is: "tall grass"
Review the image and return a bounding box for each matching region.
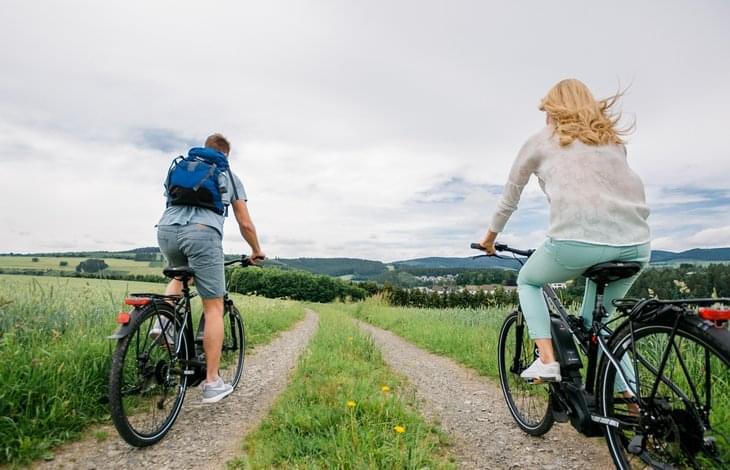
[0,275,304,465]
[348,298,509,379]
[233,304,454,469]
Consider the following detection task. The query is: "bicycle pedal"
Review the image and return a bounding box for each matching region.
[525,377,559,385]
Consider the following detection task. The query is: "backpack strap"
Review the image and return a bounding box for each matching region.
[228,169,240,201]
[223,169,240,217]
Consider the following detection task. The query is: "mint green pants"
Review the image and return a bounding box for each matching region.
[517,239,651,392]
[517,239,651,339]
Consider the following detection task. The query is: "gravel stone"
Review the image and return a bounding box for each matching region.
[358,320,615,470]
[34,311,319,470]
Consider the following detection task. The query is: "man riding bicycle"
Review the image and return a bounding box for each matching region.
[156,133,265,403]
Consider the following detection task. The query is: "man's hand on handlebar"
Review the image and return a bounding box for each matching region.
[250,250,266,264]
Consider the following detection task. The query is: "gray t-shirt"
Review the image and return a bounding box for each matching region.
[157,170,247,235]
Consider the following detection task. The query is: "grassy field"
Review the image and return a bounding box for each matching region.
[0,274,305,465]
[347,298,508,380]
[232,304,454,469]
[0,256,162,276]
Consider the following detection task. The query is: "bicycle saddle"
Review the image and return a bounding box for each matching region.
[583,261,642,284]
[163,266,196,279]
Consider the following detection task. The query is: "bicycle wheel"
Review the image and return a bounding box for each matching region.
[498,310,555,435]
[600,313,730,469]
[109,302,189,447]
[218,303,245,388]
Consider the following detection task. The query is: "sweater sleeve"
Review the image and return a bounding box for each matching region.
[489,133,543,233]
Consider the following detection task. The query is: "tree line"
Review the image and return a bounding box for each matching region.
[384,285,518,309]
[227,267,367,302]
[382,263,730,309]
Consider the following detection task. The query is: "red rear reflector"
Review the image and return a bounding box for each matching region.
[698,308,730,321]
[124,297,151,306]
[117,312,131,324]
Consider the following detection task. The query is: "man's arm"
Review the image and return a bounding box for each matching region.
[231,199,265,262]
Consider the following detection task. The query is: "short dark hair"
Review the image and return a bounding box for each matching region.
[204,133,230,156]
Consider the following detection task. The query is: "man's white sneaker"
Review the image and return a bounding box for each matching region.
[520,358,562,383]
[201,377,234,403]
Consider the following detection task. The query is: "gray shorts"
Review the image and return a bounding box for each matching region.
[157,224,225,299]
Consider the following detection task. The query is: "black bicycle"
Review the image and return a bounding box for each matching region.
[107,256,251,447]
[471,242,730,469]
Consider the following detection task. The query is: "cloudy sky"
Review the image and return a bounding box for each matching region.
[1,1,729,261]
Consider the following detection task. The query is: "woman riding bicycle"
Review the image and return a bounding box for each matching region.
[479,78,651,383]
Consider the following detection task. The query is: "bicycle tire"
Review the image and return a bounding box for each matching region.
[599,312,730,469]
[498,310,555,436]
[109,302,189,447]
[219,303,245,389]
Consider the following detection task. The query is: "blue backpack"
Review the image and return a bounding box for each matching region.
[164,147,238,216]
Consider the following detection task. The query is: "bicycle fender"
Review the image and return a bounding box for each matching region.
[107,323,136,340]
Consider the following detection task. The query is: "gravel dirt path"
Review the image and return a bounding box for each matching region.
[34,310,319,470]
[358,321,615,470]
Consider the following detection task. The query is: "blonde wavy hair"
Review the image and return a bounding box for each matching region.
[539,79,633,146]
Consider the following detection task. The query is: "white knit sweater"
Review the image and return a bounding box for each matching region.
[489,127,651,246]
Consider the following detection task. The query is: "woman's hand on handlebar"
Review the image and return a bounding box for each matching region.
[479,230,498,255]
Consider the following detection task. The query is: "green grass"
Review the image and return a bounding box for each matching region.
[0,274,305,465]
[0,256,163,276]
[232,304,454,469]
[348,298,509,380]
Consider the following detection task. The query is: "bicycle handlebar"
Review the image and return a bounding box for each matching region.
[470,242,534,258]
[224,255,261,267]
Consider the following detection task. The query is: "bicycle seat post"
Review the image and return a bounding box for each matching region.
[593,281,607,326]
[584,281,608,395]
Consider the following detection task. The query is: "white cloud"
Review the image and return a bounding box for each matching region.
[1,1,729,259]
[653,226,730,252]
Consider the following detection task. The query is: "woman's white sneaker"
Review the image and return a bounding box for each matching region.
[520,358,562,383]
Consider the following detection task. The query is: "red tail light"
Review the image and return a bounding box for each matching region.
[124,297,151,306]
[117,312,131,324]
[698,308,730,321]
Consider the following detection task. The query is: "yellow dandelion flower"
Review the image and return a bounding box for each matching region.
[348,336,354,341]
[381,385,390,393]
[347,400,356,408]
[394,425,405,433]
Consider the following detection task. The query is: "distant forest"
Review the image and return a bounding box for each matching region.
[268,258,386,277]
[384,264,730,309]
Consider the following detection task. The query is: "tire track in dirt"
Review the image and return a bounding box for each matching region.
[34,310,319,470]
[358,320,614,470]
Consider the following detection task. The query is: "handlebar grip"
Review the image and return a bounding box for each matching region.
[495,242,507,251]
[470,243,484,250]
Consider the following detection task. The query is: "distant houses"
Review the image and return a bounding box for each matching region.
[412,284,517,295]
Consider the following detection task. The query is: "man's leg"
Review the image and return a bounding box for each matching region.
[165,279,182,296]
[177,224,230,400]
[201,297,225,383]
[150,279,183,345]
